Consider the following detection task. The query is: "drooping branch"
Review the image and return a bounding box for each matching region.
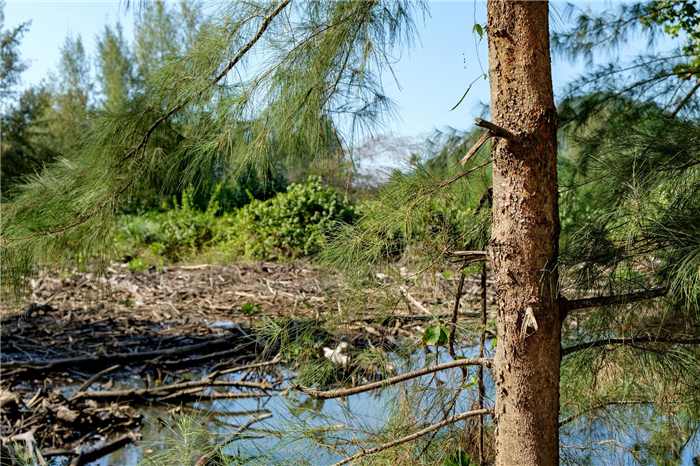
[329,408,492,466]
[5,0,292,244]
[295,358,492,399]
[668,78,700,119]
[560,286,668,322]
[562,335,700,356]
[438,159,492,189]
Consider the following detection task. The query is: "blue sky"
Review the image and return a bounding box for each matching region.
[3,1,639,139]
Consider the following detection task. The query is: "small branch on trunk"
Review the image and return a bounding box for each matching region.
[447,250,487,261]
[296,358,492,399]
[562,336,700,356]
[560,287,668,322]
[329,409,492,466]
[475,118,515,139]
[438,160,492,189]
[460,131,493,165]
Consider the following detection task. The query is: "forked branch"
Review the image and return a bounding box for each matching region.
[295,358,492,399]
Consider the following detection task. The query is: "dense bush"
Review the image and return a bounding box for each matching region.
[223,176,358,260]
[114,177,358,263]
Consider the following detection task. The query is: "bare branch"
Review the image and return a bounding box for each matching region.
[668,78,700,119]
[475,118,515,139]
[295,358,492,399]
[330,409,492,466]
[560,287,668,321]
[460,130,493,165]
[562,335,700,356]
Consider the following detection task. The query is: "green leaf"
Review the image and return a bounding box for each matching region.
[460,263,483,275]
[472,23,483,40]
[422,325,449,347]
[464,375,479,389]
[449,84,473,112]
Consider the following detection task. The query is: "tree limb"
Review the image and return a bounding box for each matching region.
[460,131,493,165]
[475,118,515,139]
[560,286,668,322]
[562,335,700,356]
[329,409,492,466]
[295,358,492,399]
[559,400,652,427]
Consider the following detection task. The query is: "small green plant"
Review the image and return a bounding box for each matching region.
[443,449,471,466]
[125,257,151,272]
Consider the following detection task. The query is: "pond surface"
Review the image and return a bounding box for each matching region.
[58,346,700,466]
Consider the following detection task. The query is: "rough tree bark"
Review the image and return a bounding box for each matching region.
[486,2,561,465]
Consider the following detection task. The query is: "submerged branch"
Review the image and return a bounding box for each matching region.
[295,358,492,399]
[329,408,492,466]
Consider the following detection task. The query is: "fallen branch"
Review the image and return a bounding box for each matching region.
[72,376,279,402]
[70,431,139,466]
[398,286,431,316]
[1,333,245,374]
[296,358,492,399]
[562,336,700,356]
[71,364,121,397]
[330,409,492,466]
[194,413,273,466]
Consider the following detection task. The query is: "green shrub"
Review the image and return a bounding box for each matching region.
[222,176,358,260]
[115,185,227,261]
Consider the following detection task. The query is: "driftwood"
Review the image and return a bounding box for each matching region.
[1,333,247,375]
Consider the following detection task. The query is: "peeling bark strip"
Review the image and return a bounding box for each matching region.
[486,2,561,466]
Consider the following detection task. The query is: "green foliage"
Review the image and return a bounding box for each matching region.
[238,302,262,315]
[224,176,358,260]
[114,177,356,263]
[116,184,223,261]
[422,325,449,347]
[125,257,151,272]
[0,1,30,99]
[443,450,471,466]
[641,0,700,71]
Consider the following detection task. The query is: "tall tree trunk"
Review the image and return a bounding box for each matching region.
[486,2,561,465]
